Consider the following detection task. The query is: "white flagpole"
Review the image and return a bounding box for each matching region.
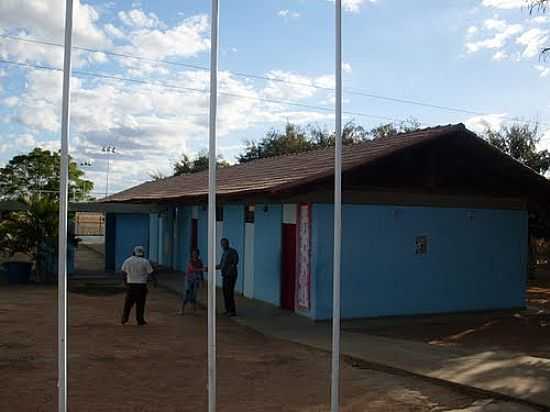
[331,0,343,411]
[58,0,74,411]
[208,0,220,411]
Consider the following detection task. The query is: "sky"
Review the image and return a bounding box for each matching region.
[0,0,549,195]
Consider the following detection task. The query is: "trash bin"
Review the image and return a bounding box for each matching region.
[3,261,33,284]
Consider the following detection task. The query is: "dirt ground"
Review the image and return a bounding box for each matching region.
[0,284,537,412]
[343,272,550,359]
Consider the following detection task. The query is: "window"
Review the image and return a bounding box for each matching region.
[416,235,428,255]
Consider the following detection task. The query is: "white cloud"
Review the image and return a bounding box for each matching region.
[88,51,108,65]
[492,50,509,60]
[465,113,507,132]
[0,133,37,155]
[0,4,340,192]
[277,9,301,19]
[467,25,479,36]
[7,65,336,192]
[465,18,523,54]
[516,28,549,57]
[118,9,160,29]
[0,0,110,68]
[104,23,125,39]
[0,0,109,47]
[343,62,353,73]
[535,64,550,77]
[328,0,376,14]
[2,96,19,108]
[260,70,336,101]
[481,0,527,9]
[466,5,550,63]
[483,18,508,31]
[115,14,210,74]
[18,133,36,148]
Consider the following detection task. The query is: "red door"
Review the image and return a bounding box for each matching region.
[281,224,297,310]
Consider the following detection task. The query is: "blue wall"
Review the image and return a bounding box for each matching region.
[223,205,245,293]
[198,207,208,268]
[312,204,528,320]
[115,214,150,271]
[159,210,174,267]
[148,213,159,263]
[253,204,282,306]
[175,207,192,271]
[105,213,117,271]
[197,206,225,285]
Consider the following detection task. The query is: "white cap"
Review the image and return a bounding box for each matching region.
[134,246,145,257]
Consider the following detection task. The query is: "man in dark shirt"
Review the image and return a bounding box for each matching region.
[217,238,239,317]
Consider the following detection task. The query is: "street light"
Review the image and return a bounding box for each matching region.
[77,160,94,201]
[101,145,116,197]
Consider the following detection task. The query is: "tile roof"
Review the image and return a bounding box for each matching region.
[102,124,483,203]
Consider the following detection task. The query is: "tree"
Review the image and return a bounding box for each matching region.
[483,124,550,175]
[238,123,316,163]
[530,0,549,13]
[148,170,167,181]
[0,196,60,282]
[368,119,422,139]
[237,120,421,163]
[528,1,550,55]
[173,151,230,176]
[0,148,94,201]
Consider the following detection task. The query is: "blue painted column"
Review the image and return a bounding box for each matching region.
[253,204,282,306]
[222,204,245,293]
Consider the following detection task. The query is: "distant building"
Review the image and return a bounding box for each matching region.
[99,124,550,320]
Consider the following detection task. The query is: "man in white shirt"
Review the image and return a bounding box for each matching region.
[121,246,156,326]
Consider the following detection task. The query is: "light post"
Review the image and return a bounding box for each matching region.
[78,160,93,201]
[101,145,116,197]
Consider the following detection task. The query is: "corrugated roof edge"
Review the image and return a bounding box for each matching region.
[100,123,473,203]
[269,123,467,194]
[461,126,550,186]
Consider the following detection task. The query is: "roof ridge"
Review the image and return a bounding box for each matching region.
[206,123,466,171]
[103,123,468,203]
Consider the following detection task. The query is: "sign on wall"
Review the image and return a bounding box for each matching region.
[296,203,311,310]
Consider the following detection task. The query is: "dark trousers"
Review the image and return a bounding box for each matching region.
[122,284,148,324]
[222,276,237,315]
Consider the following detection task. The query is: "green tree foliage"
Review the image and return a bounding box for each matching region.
[0,148,94,201]
[0,196,59,282]
[238,123,317,163]
[483,124,550,175]
[173,151,230,176]
[238,120,421,162]
[148,170,167,181]
[368,119,422,139]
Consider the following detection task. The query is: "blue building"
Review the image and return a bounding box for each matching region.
[101,124,550,320]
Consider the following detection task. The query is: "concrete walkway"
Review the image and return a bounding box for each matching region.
[158,272,550,409]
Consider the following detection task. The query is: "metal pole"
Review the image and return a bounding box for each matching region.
[58,0,74,411]
[105,156,110,197]
[331,0,343,411]
[207,1,220,411]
